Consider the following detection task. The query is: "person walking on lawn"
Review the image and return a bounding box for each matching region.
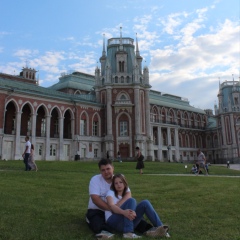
[22,136,31,171]
[196,149,208,175]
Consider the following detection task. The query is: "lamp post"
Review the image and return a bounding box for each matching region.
[167,145,171,162]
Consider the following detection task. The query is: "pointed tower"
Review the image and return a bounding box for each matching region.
[94,31,152,160]
[100,34,106,77]
[135,33,143,73]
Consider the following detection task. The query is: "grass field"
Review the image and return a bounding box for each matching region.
[0,160,239,240]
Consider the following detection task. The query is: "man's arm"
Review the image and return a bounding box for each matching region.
[106,196,136,220]
[115,191,131,207]
[91,194,111,211]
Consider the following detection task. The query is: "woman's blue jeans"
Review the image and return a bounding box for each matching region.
[106,198,163,233]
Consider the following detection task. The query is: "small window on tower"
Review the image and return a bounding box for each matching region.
[119,61,124,72]
[234,97,238,105]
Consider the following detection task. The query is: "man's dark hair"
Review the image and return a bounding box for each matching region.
[98,158,112,168]
[136,147,139,150]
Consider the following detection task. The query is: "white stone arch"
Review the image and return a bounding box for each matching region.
[92,112,101,136]
[74,90,82,95]
[5,99,19,112]
[80,110,89,136]
[116,90,131,101]
[20,101,34,113]
[36,103,49,116]
[116,111,132,138]
[49,105,62,118]
[63,107,74,120]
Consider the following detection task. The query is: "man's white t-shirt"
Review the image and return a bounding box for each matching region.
[105,190,122,221]
[88,174,112,210]
[25,141,31,154]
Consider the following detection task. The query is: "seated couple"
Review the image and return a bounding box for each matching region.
[86,158,170,239]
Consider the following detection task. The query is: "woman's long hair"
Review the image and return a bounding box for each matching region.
[110,173,128,199]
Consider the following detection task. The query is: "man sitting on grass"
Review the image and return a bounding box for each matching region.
[85,158,153,239]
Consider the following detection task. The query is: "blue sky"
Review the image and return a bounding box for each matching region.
[0,0,239,110]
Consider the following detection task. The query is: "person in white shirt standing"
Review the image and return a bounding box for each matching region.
[196,149,208,175]
[22,136,31,171]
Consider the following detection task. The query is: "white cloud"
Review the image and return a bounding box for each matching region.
[13,49,39,58]
[133,15,160,52]
[148,13,239,109]
[160,12,188,35]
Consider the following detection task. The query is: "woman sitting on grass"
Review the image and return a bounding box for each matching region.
[105,173,170,238]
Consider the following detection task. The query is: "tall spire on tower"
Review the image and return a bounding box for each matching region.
[102,34,106,57]
[119,27,123,51]
[136,33,140,57]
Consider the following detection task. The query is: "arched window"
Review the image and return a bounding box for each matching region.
[120,94,127,100]
[179,134,182,147]
[177,112,181,125]
[192,135,196,148]
[162,132,167,145]
[206,136,211,148]
[119,61,124,72]
[198,136,202,148]
[92,114,100,136]
[151,107,158,123]
[213,135,218,147]
[185,135,189,147]
[169,110,174,123]
[162,109,166,123]
[184,113,188,127]
[191,114,195,127]
[80,113,88,136]
[171,132,175,146]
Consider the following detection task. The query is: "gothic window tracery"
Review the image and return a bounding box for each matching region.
[120,121,128,136]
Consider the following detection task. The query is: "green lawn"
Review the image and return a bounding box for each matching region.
[0,160,239,240]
